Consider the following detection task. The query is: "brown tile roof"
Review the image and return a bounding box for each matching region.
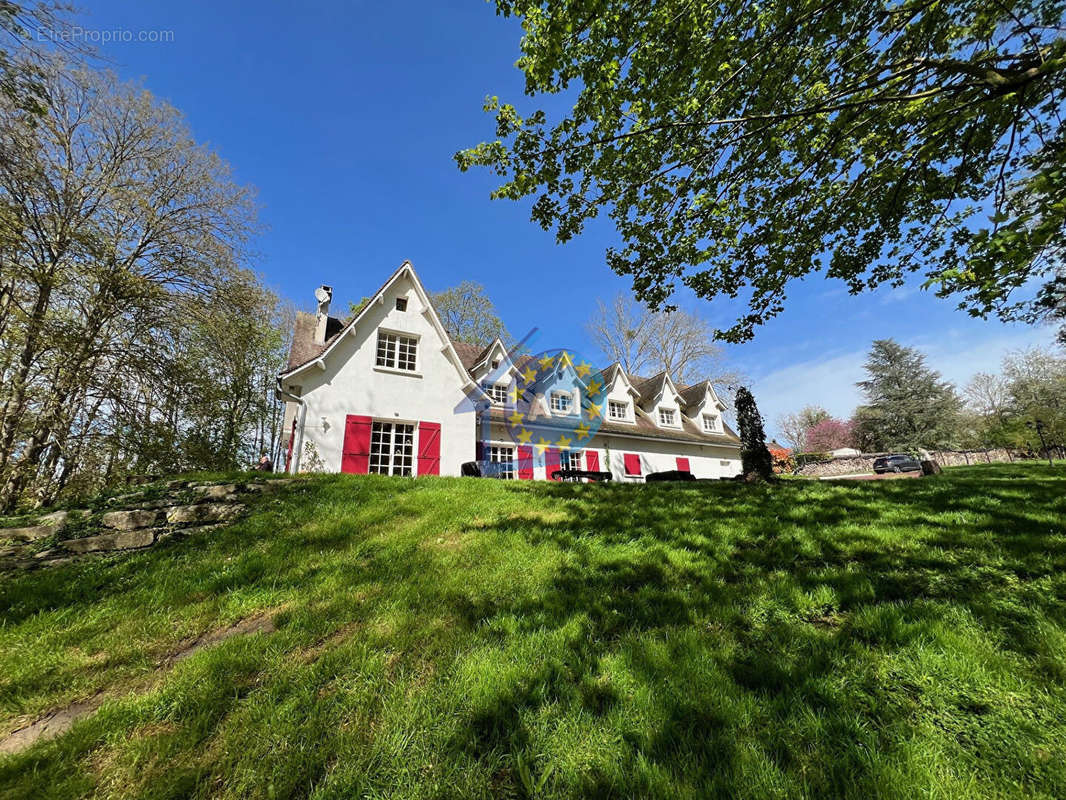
[628,371,667,404]
[284,312,346,371]
[484,404,740,448]
[678,380,710,407]
[450,341,484,370]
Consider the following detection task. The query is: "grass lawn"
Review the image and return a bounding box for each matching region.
[1,463,1065,799]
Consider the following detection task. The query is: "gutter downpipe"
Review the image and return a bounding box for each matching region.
[276,381,307,474]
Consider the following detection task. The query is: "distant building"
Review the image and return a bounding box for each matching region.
[277,261,742,481]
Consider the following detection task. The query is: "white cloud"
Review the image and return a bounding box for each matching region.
[752,325,1058,440]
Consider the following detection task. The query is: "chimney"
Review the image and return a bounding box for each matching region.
[313,285,332,344]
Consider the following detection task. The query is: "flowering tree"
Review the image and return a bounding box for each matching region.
[804,419,856,452]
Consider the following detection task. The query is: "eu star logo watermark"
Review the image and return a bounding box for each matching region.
[455,330,608,477]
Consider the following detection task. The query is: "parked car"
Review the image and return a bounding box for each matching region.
[872,454,922,473]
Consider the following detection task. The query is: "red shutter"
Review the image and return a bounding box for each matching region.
[518,446,534,479]
[585,451,600,472]
[545,448,561,481]
[475,440,484,462]
[417,421,441,475]
[623,453,641,475]
[676,457,690,472]
[342,415,373,474]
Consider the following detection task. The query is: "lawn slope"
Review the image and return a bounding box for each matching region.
[1,464,1065,799]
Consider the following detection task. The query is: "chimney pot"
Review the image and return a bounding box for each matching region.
[313,285,333,344]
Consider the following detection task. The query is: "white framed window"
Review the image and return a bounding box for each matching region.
[487,445,515,479]
[560,450,582,471]
[369,421,414,476]
[376,331,418,371]
[608,400,629,421]
[703,414,720,432]
[483,383,508,405]
[550,391,573,413]
[659,408,677,426]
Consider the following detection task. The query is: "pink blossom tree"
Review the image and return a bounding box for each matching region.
[804,419,856,452]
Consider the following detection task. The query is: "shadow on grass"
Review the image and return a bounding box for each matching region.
[441,467,1066,796]
[1,466,1064,798]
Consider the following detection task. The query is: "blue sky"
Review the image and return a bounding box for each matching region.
[76,1,1054,437]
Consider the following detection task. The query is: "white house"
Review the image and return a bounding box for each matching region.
[277,262,743,481]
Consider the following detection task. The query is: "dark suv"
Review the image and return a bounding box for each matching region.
[873,454,922,474]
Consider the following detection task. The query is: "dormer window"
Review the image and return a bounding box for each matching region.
[483,383,508,405]
[395,297,408,312]
[658,408,677,426]
[550,391,572,413]
[703,413,720,432]
[608,400,629,421]
[376,331,417,371]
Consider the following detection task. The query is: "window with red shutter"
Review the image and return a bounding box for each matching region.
[585,451,600,472]
[623,453,641,475]
[676,457,690,472]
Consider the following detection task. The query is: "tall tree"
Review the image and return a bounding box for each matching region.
[1002,346,1066,453]
[853,339,962,451]
[0,61,263,509]
[431,281,510,347]
[775,405,832,451]
[735,386,773,481]
[587,293,742,392]
[459,1,1066,342]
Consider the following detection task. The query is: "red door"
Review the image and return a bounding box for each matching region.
[518,446,534,479]
[676,457,690,472]
[341,415,372,474]
[585,451,600,472]
[417,421,441,475]
[545,448,561,481]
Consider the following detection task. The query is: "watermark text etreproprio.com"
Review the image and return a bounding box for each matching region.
[37,27,175,45]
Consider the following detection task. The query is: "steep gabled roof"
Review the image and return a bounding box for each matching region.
[279,261,473,390]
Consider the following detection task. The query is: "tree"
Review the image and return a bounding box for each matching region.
[735,386,773,481]
[431,281,510,347]
[775,405,831,451]
[458,1,1066,342]
[805,418,856,452]
[853,340,962,452]
[0,62,265,509]
[963,372,1016,447]
[0,4,82,115]
[1001,346,1066,454]
[587,293,742,389]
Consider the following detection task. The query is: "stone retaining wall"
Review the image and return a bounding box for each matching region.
[0,479,293,571]
[794,449,1022,477]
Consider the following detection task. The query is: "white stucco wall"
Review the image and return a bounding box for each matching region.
[281,275,475,476]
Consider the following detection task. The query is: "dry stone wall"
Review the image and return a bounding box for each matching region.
[0,479,294,571]
[794,449,1023,477]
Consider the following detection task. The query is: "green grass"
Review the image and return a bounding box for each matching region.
[1,463,1064,799]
